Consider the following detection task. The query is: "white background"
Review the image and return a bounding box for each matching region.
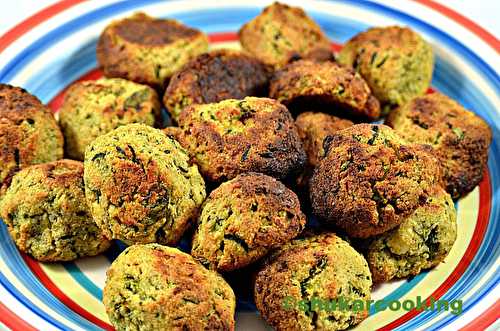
[0,0,499,37]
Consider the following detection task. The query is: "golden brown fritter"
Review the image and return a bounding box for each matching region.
[163,49,272,122]
[337,26,434,112]
[84,124,206,245]
[296,112,354,168]
[310,124,442,238]
[368,186,457,283]
[238,2,332,67]
[174,97,306,183]
[269,60,381,120]
[0,160,110,261]
[386,92,492,199]
[103,244,236,331]
[254,233,372,331]
[97,12,208,89]
[191,173,306,272]
[59,78,161,160]
[0,84,63,196]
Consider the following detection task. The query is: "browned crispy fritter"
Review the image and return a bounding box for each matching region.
[103,244,236,331]
[173,97,306,183]
[164,49,272,122]
[337,26,434,111]
[296,112,354,168]
[191,172,305,272]
[238,2,332,67]
[0,160,110,261]
[254,233,372,331]
[97,12,208,89]
[310,124,442,238]
[269,60,381,120]
[386,92,492,198]
[0,84,63,196]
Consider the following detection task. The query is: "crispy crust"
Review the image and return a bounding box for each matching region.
[386,92,492,199]
[296,112,354,168]
[238,2,332,67]
[0,160,110,261]
[269,60,381,120]
[367,186,457,283]
[164,49,272,122]
[84,124,206,245]
[96,12,208,89]
[175,97,306,183]
[310,124,442,238]
[191,173,305,272]
[337,26,434,110]
[0,84,63,196]
[254,233,372,331]
[103,244,235,331]
[59,78,161,160]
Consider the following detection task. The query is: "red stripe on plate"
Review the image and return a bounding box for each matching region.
[413,0,500,53]
[208,32,238,43]
[0,0,87,53]
[0,301,38,331]
[23,254,114,331]
[461,299,500,331]
[378,169,492,330]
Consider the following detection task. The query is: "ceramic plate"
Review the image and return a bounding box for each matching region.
[0,1,498,330]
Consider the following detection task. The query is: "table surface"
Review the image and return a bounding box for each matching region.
[0,0,499,37]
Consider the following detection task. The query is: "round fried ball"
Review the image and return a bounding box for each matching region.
[97,12,208,89]
[254,233,372,331]
[164,49,271,122]
[191,172,306,272]
[367,187,457,282]
[59,78,161,160]
[84,124,206,245]
[0,84,63,195]
[337,26,434,111]
[0,160,110,261]
[174,97,306,182]
[310,124,442,238]
[269,60,381,120]
[386,92,492,199]
[103,244,235,331]
[238,2,332,67]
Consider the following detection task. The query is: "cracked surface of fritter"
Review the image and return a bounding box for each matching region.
[238,2,332,67]
[310,124,442,238]
[174,97,306,182]
[368,187,457,283]
[0,84,63,196]
[103,244,235,331]
[254,233,372,331]
[164,49,271,122]
[337,26,434,112]
[269,60,381,120]
[0,160,110,261]
[84,124,206,245]
[59,78,161,160]
[97,12,208,89]
[296,112,354,168]
[386,92,492,199]
[191,173,305,272]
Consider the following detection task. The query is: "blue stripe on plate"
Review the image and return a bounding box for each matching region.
[63,263,103,302]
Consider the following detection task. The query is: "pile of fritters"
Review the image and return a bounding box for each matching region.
[0,2,492,331]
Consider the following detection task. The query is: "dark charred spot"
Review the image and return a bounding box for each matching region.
[114,15,200,45]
